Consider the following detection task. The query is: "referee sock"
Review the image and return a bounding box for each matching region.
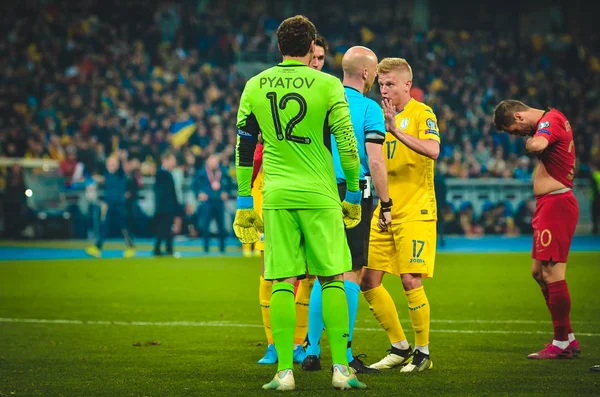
[294,277,314,345]
[547,280,571,342]
[259,276,274,345]
[306,278,323,357]
[362,285,406,344]
[344,280,360,363]
[405,286,430,348]
[270,282,296,371]
[322,279,349,366]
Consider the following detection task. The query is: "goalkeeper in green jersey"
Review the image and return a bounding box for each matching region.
[234,15,366,391]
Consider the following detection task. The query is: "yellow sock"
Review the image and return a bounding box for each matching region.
[362,284,406,344]
[405,286,430,347]
[293,277,314,344]
[259,276,273,345]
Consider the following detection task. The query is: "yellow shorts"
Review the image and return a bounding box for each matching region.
[252,170,265,251]
[366,219,437,278]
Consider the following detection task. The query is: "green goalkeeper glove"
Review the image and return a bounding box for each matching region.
[342,189,362,229]
[233,196,264,244]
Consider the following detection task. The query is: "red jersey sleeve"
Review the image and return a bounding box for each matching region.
[534,109,564,144]
[251,143,264,187]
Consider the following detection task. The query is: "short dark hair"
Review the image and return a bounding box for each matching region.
[493,100,530,131]
[315,34,328,53]
[276,15,317,57]
[161,149,176,161]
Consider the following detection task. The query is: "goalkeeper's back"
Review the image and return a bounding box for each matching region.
[237,61,359,210]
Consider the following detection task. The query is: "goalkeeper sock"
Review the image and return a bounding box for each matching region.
[259,276,274,345]
[344,280,360,363]
[322,279,349,366]
[363,285,406,344]
[270,282,296,371]
[406,286,430,348]
[294,277,314,345]
[306,278,323,357]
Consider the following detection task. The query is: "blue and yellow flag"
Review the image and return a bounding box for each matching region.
[171,118,197,148]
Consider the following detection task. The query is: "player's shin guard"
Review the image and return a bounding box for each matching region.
[306,278,324,357]
[362,285,406,344]
[405,286,430,348]
[294,277,314,345]
[547,280,571,342]
[344,280,360,363]
[322,280,350,366]
[271,282,296,371]
[259,276,274,345]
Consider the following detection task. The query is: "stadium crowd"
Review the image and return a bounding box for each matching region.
[1,0,599,239]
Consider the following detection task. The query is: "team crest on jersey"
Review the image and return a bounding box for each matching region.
[426,119,437,130]
[400,118,410,129]
[538,121,550,130]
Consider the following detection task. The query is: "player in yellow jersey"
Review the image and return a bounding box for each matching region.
[361,58,440,372]
[253,35,329,365]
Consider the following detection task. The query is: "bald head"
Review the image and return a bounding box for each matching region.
[342,46,378,93]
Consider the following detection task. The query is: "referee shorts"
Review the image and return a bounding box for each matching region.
[338,178,374,270]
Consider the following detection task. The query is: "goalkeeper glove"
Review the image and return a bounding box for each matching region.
[342,189,362,229]
[233,196,264,244]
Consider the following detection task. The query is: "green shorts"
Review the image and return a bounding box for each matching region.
[263,208,352,280]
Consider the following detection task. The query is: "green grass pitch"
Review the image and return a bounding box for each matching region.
[1,252,600,396]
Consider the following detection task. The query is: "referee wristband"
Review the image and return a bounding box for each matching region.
[380,198,393,211]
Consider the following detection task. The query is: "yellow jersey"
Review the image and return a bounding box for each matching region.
[374,98,440,223]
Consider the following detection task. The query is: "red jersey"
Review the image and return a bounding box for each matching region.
[251,143,264,187]
[533,108,576,188]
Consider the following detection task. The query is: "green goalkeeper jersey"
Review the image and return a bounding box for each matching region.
[236,59,360,210]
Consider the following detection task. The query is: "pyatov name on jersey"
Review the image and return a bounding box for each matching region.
[259,77,316,89]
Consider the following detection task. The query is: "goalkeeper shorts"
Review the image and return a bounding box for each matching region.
[262,208,352,281]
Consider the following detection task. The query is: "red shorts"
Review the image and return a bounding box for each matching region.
[531,190,579,263]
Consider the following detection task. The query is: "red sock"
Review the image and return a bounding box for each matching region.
[541,286,549,305]
[547,280,571,342]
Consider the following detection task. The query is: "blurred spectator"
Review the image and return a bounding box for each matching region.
[153,150,182,256]
[193,154,230,253]
[59,146,84,188]
[458,202,484,237]
[513,156,532,181]
[591,160,600,234]
[2,165,29,238]
[515,197,536,235]
[85,155,135,258]
[125,158,143,236]
[434,167,448,247]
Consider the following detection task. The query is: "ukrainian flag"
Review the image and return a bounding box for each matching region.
[171,118,197,148]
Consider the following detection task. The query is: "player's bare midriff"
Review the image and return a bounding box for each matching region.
[533,161,568,196]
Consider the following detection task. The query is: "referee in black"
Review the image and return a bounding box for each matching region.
[153,150,182,256]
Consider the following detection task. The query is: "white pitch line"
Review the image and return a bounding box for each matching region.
[1,317,599,337]
[361,319,597,325]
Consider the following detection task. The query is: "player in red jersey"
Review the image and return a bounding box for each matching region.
[493,100,580,360]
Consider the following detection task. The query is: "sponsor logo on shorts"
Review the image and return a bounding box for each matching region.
[410,258,426,264]
[421,210,428,215]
